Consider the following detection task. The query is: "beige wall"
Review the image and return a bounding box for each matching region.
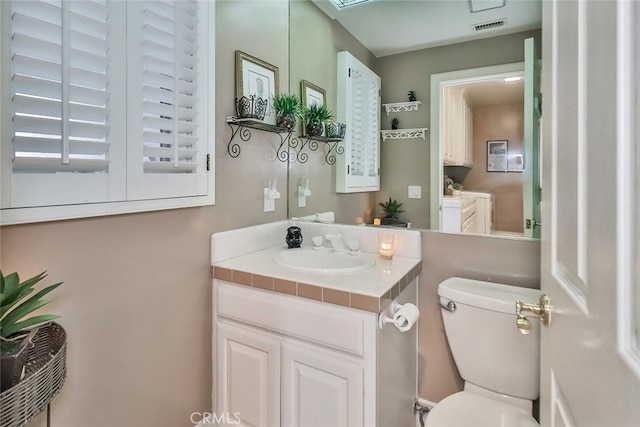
[465,103,525,233]
[0,1,541,425]
[375,30,541,229]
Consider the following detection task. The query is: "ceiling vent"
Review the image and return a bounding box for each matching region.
[472,18,507,31]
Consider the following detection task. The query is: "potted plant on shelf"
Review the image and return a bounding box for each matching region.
[272,93,301,130]
[379,197,405,225]
[302,103,333,137]
[391,117,399,130]
[1,271,62,392]
[408,90,417,102]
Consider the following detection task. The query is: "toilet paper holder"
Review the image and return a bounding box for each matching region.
[378,301,420,331]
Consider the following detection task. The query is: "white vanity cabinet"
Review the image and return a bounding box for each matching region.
[442,196,477,233]
[217,322,280,426]
[213,279,417,427]
[214,281,376,427]
[281,341,365,427]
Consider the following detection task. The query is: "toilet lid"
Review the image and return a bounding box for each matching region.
[425,392,539,427]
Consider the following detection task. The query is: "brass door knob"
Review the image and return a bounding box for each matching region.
[515,294,552,335]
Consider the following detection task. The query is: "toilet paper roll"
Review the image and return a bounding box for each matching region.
[392,303,420,332]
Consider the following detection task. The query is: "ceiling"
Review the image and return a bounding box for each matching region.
[309,0,542,58]
[462,78,524,106]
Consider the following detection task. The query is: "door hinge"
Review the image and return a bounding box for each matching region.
[526,219,542,229]
[347,165,350,174]
[206,154,210,171]
[348,68,351,78]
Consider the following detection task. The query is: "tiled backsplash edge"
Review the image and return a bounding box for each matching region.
[211,260,422,314]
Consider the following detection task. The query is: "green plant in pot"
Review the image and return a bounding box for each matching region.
[302,103,333,137]
[1,271,62,391]
[379,197,405,225]
[272,93,301,130]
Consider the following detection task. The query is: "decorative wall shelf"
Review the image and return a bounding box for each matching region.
[381,128,428,142]
[226,117,344,164]
[295,136,345,165]
[382,101,421,116]
[226,116,293,162]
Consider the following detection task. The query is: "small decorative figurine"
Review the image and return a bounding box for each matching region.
[408,90,417,102]
[285,226,303,249]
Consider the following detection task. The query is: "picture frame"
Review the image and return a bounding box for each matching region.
[235,50,279,125]
[300,80,326,108]
[300,80,326,136]
[507,153,524,172]
[486,140,508,172]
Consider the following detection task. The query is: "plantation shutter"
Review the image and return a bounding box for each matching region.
[1,0,213,223]
[127,0,208,200]
[336,51,380,193]
[7,0,121,207]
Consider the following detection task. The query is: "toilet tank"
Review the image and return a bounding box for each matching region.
[438,277,542,400]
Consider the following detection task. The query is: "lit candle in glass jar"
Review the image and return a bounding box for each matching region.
[377,233,394,260]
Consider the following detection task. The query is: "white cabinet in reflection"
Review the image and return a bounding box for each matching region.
[443,86,473,167]
[336,51,381,193]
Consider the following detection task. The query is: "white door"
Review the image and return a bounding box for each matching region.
[540,1,640,426]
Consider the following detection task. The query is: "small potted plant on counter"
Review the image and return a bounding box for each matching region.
[379,197,406,225]
[302,103,333,137]
[452,182,464,195]
[1,271,62,391]
[272,93,301,130]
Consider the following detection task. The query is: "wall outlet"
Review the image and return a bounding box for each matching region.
[408,185,422,199]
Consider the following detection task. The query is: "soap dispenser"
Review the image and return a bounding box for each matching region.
[285,226,303,249]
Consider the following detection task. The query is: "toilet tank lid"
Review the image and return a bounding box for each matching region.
[438,277,542,315]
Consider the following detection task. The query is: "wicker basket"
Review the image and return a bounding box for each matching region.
[0,323,67,427]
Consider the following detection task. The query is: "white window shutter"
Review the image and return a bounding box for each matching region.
[126,0,209,200]
[336,51,380,193]
[5,0,121,208]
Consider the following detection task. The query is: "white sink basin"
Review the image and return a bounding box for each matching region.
[274,248,375,273]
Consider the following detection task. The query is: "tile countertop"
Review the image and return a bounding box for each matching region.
[212,245,422,314]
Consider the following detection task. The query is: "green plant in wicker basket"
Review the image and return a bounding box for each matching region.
[272,93,301,130]
[1,271,62,354]
[302,103,334,137]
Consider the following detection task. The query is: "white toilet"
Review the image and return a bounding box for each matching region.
[426,277,542,427]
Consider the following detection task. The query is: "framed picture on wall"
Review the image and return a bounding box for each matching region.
[300,80,326,135]
[507,153,524,172]
[486,140,508,172]
[301,80,326,108]
[235,50,279,125]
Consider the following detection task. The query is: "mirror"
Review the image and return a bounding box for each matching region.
[288,0,541,239]
[429,63,528,237]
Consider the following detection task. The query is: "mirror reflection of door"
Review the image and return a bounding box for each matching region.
[431,39,541,238]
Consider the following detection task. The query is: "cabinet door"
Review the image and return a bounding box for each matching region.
[217,322,280,427]
[282,341,364,427]
[336,51,381,193]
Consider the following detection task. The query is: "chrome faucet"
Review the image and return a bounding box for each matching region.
[324,233,345,252]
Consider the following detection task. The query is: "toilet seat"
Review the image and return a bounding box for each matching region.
[425,391,539,427]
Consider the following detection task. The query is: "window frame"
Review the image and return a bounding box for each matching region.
[0,0,215,226]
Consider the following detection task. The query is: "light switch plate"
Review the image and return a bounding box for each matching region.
[408,185,422,199]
